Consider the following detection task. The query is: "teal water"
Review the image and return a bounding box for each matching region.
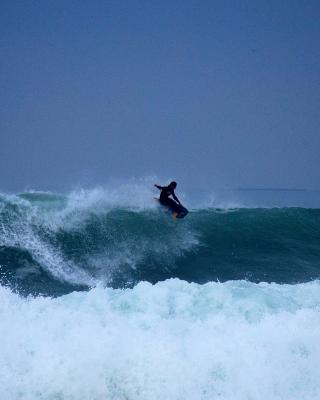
[0,189,320,295]
[0,190,320,296]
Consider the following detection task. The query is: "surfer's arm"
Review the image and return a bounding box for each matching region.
[154,184,163,190]
[172,192,182,205]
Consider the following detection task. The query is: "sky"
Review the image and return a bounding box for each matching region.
[0,0,319,192]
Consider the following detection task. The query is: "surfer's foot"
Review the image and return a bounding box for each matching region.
[172,212,178,219]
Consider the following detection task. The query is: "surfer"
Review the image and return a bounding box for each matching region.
[154,181,188,218]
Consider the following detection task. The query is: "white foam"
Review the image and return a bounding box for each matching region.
[0,193,94,286]
[0,279,319,400]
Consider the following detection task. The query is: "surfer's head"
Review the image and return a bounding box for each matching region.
[169,181,177,189]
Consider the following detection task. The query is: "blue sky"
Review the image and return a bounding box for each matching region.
[1,0,319,191]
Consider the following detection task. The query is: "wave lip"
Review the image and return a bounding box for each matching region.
[0,279,320,399]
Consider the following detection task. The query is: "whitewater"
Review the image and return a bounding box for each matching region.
[0,183,320,399]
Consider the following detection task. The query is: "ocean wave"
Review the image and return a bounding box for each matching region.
[0,279,319,400]
[0,187,320,296]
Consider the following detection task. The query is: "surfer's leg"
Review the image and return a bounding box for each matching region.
[165,199,180,213]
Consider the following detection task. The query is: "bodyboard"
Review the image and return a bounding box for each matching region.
[154,198,188,219]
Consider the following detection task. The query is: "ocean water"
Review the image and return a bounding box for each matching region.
[0,183,320,399]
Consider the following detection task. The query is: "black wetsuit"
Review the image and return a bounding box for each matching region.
[155,185,182,213]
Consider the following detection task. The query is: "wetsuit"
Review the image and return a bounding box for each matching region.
[155,185,182,213]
